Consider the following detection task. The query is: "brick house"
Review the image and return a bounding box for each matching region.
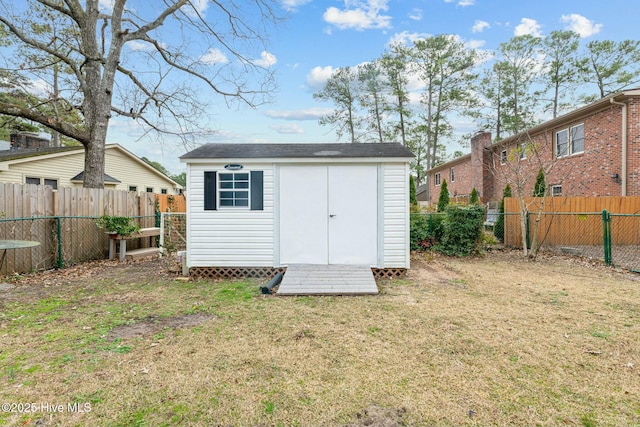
[425,89,640,204]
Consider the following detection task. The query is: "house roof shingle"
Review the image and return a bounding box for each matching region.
[181,143,414,160]
[70,171,121,183]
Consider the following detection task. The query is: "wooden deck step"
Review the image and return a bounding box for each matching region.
[277,264,378,296]
[125,247,160,261]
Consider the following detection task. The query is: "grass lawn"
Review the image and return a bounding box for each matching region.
[1,252,639,426]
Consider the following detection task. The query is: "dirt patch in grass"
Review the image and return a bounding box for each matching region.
[107,313,216,340]
[1,251,639,427]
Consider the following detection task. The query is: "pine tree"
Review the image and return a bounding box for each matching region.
[469,187,479,204]
[494,184,512,241]
[533,168,546,197]
[437,179,450,212]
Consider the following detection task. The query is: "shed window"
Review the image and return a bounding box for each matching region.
[219,173,249,207]
[204,171,263,211]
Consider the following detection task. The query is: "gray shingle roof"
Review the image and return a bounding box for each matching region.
[70,171,121,183]
[180,143,414,160]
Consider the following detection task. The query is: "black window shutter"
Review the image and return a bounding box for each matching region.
[204,171,217,210]
[250,171,264,211]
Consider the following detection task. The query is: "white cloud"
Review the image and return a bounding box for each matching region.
[387,31,430,47]
[472,20,490,33]
[252,51,277,68]
[98,0,114,13]
[270,124,305,134]
[561,14,602,38]
[408,8,423,21]
[323,0,392,31]
[29,78,53,98]
[181,0,209,17]
[281,0,311,12]
[265,108,333,120]
[306,66,335,89]
[199,48,229,65]
[514,18,542,37]
[466,39,485,49]
[444,0,475,5]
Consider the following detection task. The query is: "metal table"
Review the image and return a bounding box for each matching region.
[0,240,41,272]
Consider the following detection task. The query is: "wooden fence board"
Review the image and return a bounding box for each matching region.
[0,183,186,275]
[504,196,640,248]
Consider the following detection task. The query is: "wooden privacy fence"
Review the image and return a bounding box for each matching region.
[503,196,640,247]
[156,193,186,212]
[0,183,186,275]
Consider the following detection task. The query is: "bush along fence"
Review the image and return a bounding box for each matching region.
[501,196,640,272]
[410,204,486,256]
[0,183,186,276]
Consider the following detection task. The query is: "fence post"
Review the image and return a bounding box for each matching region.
[602,210,612,265]
[56,216,63,269]
[525,211,531,250]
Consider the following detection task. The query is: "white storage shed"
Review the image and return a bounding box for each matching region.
[180,143,414,278]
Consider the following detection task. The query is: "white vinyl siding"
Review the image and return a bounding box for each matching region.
[187,163,274,267]
[383,163,410,268]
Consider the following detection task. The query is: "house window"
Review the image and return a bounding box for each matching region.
[146,187,153,193]
[44,179,58,190]
[500,150,507,165]
[434,172,441,186]
[219,172,250,207]
[450,167,455,182]
[25,177,40,185]
[551,185,562,196]
[556,123,584,157]
[161,188,168,194]
[129,186,137,192]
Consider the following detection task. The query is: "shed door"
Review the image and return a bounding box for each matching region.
[279,164,378,265]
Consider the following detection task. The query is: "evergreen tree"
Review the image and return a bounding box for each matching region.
[409,175,418,207]
[437,179,450,212]
[533,168,546,197]
[469,187,479,204]
[494,184,512,241]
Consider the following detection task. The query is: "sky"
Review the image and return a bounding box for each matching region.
[103,0,640,175]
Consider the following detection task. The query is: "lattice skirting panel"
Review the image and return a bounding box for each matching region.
[372,268,407,279]
[190,266,405,281]
[190,266,287,280]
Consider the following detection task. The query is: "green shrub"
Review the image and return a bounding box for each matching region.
[410,213,444,251]
[95,215,140,236]
[439,204,486,256]
[409,175,418,207]
[533,168,546,197]
[469,187,479,204]
[437,179,450,212]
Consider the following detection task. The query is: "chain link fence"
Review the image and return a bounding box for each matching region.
[0,215,156,276]
[501,211,640,272]
[159,212,187,255]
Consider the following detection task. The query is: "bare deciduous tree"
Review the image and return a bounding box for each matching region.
[0,0,281,187]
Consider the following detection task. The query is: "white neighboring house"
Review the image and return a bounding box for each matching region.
[0,143,182,194]
[180,143,414,273]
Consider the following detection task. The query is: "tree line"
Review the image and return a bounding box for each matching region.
[314,32,640,183]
